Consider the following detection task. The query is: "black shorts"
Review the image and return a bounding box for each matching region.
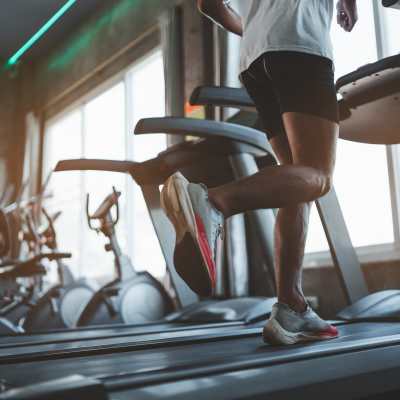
[240,51,339,140]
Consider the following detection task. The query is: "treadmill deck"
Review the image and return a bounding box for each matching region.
[1,321,400,393]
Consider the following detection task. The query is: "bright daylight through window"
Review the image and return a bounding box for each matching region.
[44,51,166,281]
[305,1,394,258]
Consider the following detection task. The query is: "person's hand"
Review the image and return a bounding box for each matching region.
[337,0,358,32]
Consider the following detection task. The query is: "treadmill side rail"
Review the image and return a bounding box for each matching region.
[0,375,108,400]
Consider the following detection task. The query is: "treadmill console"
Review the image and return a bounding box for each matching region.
[383,0,400,9]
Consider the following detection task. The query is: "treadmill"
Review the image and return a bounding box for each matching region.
[2,1,400,396]
[51,120,277,316]
[0,104,279,350]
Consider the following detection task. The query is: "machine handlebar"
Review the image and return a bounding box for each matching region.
[86,188,120,232]
[0,252,71,278]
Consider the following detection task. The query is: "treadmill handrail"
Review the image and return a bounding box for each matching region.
[55,159,139,174]
[134,117,269,153]
[383,0,400,9]
[55,158,169,186]
[190,86,255,110]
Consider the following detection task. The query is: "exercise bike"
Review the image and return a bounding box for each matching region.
[77,188,175,326]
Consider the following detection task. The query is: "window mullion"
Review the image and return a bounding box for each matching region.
[372,0,386,59]
[387,146,400,248]
[124,71,135,263]
[79,106,86,277]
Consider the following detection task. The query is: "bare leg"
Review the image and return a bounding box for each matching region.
[208,114,338,217]
[209,113,339,311]
[269,134,311,312]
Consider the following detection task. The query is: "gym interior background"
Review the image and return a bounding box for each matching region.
[1,1,400,324]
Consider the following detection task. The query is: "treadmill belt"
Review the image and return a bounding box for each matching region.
[0,324,261,362]
[114,343,400,400]
[1,322,399,389]
[0,321,242,349]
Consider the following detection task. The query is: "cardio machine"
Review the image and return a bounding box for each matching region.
[55,118,279,326]
[22,206,98,332]
[77,188,175,326]
[0,252,73,333]
[0,186,21,334]
[0,187,48,330]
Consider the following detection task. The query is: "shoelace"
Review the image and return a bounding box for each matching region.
[213,223,224,259]
[202,185,224,259]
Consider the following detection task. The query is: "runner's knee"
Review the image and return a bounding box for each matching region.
[313,170,332,198]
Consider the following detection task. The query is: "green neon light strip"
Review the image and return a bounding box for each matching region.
[7,0,77,66]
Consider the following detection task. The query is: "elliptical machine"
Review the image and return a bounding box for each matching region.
[0,185,22,334]
[22,206,98,332]
[0,252,72,334]
[77,188,175,327]
[0,189,73,333]
[0,179,77,332]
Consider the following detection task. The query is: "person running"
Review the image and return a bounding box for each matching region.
[161,0,358,345]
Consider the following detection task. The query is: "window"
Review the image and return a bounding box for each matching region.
[129,54,167,278]
[305,1,394,258]
[45,111,83,276]
[381,6,400,56]
[44,51,166,280]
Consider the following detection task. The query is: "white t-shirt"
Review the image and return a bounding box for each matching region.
[232,0,334,72]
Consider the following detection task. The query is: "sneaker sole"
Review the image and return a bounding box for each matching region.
[161,172,216,296]
[263,318,339,346]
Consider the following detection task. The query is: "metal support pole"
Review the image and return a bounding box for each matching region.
[316,189,369,304]
[229,153,277,295]
[225,214,249,297]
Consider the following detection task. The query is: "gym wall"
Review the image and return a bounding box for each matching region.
[0,75,16,187]
[2,0,216,195]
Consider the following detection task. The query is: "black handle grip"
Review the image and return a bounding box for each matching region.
[382,0,400,9]
[0,210,11,257]
[45,252,72,261]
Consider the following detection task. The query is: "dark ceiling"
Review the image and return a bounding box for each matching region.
[0,0,106,64]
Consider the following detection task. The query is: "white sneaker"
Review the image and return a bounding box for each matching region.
[161,172,224,296]
[263,303,339,345]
